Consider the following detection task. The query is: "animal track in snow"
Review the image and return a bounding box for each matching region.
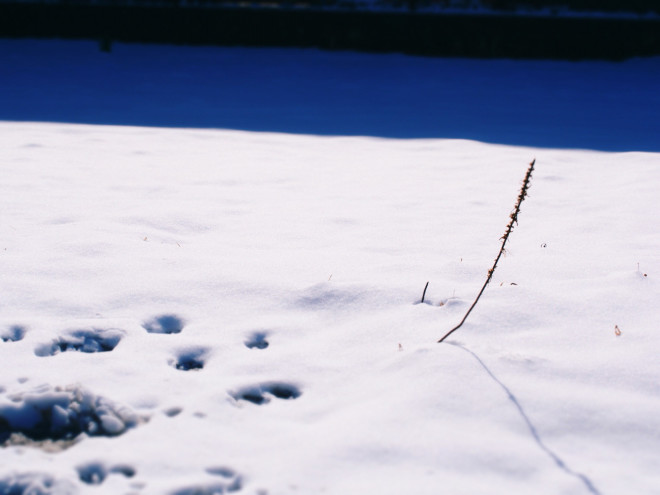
[142,314,185,334]
[0,385,142,449]
[34,328,124,357]
[205,467,237,478]
[170,347,209,371]
[164,406,183,417]
[0,472,78,494]
[111,464,137,478]
[1,325,26,342]
[171,483,241,495]
[171,467,242,495]
[76,463,106,485]
[77,462,136,485]
[244,332,269,349]
[230,382,301,405]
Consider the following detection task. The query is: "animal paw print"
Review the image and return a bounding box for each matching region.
[1,325,26,343]
[142,315,185,334]
[170,466,242,494]
[34,328,124,357]
[230,382,301,406]
[169,347,209,371]
[244,332,269,350]
[77,462,136,485]
[0,385,141,448]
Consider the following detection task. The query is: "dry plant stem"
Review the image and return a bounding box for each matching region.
[421,281,429,303]
[438,159,535,343]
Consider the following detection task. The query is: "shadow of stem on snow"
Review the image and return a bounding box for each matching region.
[448,342,601,495]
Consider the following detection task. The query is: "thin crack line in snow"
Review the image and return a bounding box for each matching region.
[448,343,601,495]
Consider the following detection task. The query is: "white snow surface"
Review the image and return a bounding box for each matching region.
[1,46,660,495]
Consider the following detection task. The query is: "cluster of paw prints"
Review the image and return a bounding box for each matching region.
[74,463,243,495]
[0,465,243,495]
[141,316,301,404]
[0,318,301,494]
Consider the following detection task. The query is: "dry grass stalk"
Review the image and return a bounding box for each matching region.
[438,159,535,343]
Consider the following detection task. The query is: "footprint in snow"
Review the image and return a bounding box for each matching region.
[205,467,237,478]
[142,314,185,334]
[1,325,27,342]
[77,462,136,485]
[169,347,209,371]
[163,407,183,417]
[34,328,124,357]
[244,332,269,350]
[230,382,301,405]
[0,385,142,450]
[0,472,78,494]
[171,467,242,495]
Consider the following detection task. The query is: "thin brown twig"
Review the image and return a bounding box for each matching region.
[438,159,535,343]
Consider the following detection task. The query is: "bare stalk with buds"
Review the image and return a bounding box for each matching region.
[438,159,536,343]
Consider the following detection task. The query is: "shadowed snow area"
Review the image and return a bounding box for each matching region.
[1,39,659,151]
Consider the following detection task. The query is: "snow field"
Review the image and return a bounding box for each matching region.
[1,122,659,494]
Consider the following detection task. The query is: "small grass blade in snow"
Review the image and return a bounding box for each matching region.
[438,159,535,343]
